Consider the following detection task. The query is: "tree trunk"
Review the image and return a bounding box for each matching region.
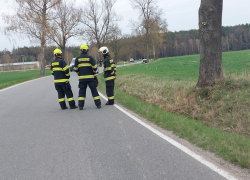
[61,44,66,60]
[61,46,66,63]
[61,37,66,57]
[146,29,149,63]
[39,3,47,76]
[39,31,46,76]
[152,39,156,60]
[197,0,224,87]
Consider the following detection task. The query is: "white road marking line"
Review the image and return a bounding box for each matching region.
[98,92,237,180]
[0,76,50,93]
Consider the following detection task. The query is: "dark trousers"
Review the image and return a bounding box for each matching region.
[106,80,115,103]
[78,80,101,107]
[55,83,76,108]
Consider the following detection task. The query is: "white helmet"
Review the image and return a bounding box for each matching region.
[98,46,109,54]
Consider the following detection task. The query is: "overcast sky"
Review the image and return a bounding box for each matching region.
[0,0,249,51]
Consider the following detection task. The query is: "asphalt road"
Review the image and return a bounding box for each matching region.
[0,72,231,180]
[116,61,142,67]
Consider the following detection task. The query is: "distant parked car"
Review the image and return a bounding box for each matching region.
[142,59,147,63]
[46,65,51,68]
[70,58,76,72]
[129,58,134,62]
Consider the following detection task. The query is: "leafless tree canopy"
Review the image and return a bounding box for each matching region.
[108,29,122,63]
[130,0,166,61]
[46,0,83,55]
[2,0,61,75]
[130,0,163,29]
[81,0,120,48]
[3,0,59,40]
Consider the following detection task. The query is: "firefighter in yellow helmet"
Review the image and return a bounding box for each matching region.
[98,46,117,105]
[74,44,101,110]
[50,48,77,110]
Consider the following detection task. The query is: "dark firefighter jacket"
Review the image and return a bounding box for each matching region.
[50,57,70,83]
[74,51,98,82]
[103,54,116,81]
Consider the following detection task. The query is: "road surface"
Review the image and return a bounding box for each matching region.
[0,72,236,180]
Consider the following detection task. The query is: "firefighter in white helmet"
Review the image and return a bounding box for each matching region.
[74,44,101,110]
[98,46,117,105]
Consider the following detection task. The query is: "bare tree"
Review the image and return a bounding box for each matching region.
[2,0,60,75]
[130,28,147,59]
[224,36,229,51]
[64,51,73,65]
[46,0,83,55]
[188,39,194,54]
[197,0,225,87]
[108,29,123,63]
[130,0,163,62]
[80,0,120,48]
[2,53,13,71]
[89,45,100,62]
[149,17,168,60]
[195,39,200,53]
[180,42,187,55]
[174,40,179,56]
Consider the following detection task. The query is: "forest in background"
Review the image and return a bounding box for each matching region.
[0,23,250,66]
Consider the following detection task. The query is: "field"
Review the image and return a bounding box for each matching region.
[98,50,250,170]
[0,69,51,90]
[116,50,250,81]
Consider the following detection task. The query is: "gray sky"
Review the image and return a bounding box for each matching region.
[0,0,249,51]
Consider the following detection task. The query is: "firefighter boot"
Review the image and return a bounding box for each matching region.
[70,105,78,109]
[105,101,114,105]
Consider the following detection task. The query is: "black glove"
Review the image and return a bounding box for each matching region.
[94,76,98,85]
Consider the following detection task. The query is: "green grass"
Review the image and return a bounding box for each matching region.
[117,50,250,81]
[0,69,51,90]
[98,50,250,170]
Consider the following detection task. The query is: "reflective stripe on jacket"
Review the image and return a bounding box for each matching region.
[74,52,98,82]
[103,55,116,81]
[50,57,70,83]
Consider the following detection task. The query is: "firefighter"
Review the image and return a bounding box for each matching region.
[98,46,117,105]
[51,48,77,110]
[74,44,101,110]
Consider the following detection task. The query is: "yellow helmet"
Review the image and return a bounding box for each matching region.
[80,44,89,50]
[54,48,62,55]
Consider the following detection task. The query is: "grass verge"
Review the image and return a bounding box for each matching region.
[116,73,250,139]
[98,50,250,170]
[0,69,51,90]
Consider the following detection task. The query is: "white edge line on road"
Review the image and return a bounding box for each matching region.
[98,92,237,180]
[0,76,51,93]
